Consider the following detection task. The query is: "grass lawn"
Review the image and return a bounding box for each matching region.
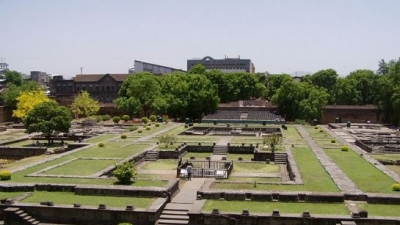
[203,200,349,215]
[42,159,116,176]
[325,148,396,193]
[176,136,220,143]
[141,160,178,170]
[0,192,25,199]
[386,165,400,176]
[227,177,281,182]
[227,154,254,161]
[357,203,400,217]
[213,147,339,192]
[371,154,400,161]
[85,134,118,143]
[233,162,280,173]
[231,137,262,144]
[21,191,156,208]
[74,143,150,158]
[183,152,212,160]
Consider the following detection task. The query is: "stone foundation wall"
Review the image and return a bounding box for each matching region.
[0,147,47,160]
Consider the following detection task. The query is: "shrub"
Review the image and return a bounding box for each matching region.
[331,139,336,143]
[0,170,11,180]
[392,183,400,191]
[319,129,324,133]
[155,123,160,127]
[112,116,121,124]
[314,127,318,129]
[102,114,111,121]
[121,135,127,139]
[98,143,105,147]
[142,117,149,124]
[122,115,130,122]
[149,115,157,122]
[163,115,169,123]
[146,126,151,130]
[128,126,138,132]
[95,115,102,122]
[113,161,136,184]
[138,130,143,133]
[341,145,349,151]
[159,133,177,148]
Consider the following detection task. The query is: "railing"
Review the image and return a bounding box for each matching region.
[177,160,233,179]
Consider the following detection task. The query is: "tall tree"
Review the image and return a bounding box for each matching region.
[347,69,378,104]
[265,74,293,100]
[4,70,23,86]
[24,101,72,144]
[70,91,100,118]
[310,69,338,103]
[13,90,50,119]
[2,81,41,109]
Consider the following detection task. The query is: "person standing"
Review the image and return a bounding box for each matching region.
[186,163,193,181]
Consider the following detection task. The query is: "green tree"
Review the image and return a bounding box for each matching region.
[333,77,361,105]
[13,90,51,119]
[114,97,141,118]
[309,69,338,103]
[113,161,137,184]
[189,64,206,74]
[347,69,378,104]
[2,81,41,109]
[4,70,22,86]
[70,91,100,118]
[265,74,293,100]
[263,134,282,161]
[24,101,72,144]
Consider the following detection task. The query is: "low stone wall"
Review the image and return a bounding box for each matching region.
[185,145,214,153]
[355,140,372,153]
[253,151,273,161]
[228,145,255,154]
[367,193,400,204]
[0,147,47,160]
[2,198,167,225]
[158,144,187,159]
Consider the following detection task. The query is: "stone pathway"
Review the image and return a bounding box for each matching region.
[172,178,207,204]
[216,136,234,145]
[322,126,400,184]
[296,125,362,194]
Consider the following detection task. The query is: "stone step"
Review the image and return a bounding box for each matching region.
[157,219,188,225]
[164,203,191,211]
[161,210,188,215]
[160,214,189,220]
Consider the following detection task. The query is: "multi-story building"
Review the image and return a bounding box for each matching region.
[187,56,255,74]
[129,60,185,75]
[50,73,130,105]
[30,71,51,87]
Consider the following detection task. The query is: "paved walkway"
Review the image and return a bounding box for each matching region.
[171,178,208,204]
[322,126,400,184]
[216,136,234,145]
[296,125,362,194]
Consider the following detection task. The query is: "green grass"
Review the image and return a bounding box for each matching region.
[74,143,150,158]
[227,154,253,161]
[231,137,262,144]
[232,162,280,173]
[0,192,25,199]
[325,148,396,193]
[227,177,281,182]
[42,159,115,176]
[371,154,400,161]
[183,152,212,160]
[357,203,400,217]
[386,165,400,176]
[85,134,118,143]
[203,200,349,215]
[141,160,178,170]
[20,191,156,208]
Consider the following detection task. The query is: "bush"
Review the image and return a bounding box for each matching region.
[149,115,157,122]
[159,133,177,148]
[102,114,111,121]
[142,117,149,124]
[113,161,136,184]
[138,130,143,133]
[392,183,400,191]
[122,115,130,122]
[98,143,105,147]
[0,170,11,180]
[128,126,138,132]
[95,115,102,122]
[314,126,318,129]
[146,126,151,130]
[163,115,169,123]
[331,139,336,143]
[113,116,121,124]
[319,129,324,133]
[121,135,127,139]
[341,145,349,151]
[155,123,160,127]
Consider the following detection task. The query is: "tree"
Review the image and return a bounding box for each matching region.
[70,91,100,118]
[158,133,177,149]
[2,81,41,109]
[346,69,378,104]
[24,101,72,144]
[13,90,50,119]
[114,97,142,118]
[4,70,22,86]
[263,134,282,161]
[189,64,206,74]
[113,161,136,184]
[265,74,293,100]
[309,69,338,103]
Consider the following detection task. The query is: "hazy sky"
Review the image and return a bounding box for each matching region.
[1,0,399,77]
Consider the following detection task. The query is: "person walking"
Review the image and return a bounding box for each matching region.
[186,163,193,181]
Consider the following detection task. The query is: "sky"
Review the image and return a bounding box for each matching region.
[1,0,400,78]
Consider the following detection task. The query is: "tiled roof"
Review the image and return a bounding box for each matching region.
[74,74,130,82]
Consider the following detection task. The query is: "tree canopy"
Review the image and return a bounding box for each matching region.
[24,101,72,144]
[70,91,100,118]
[2,81,41,109]
[13,90,50,119]
[4,70,23,86]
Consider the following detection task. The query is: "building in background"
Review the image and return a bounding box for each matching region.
[187,56,255,74]
[129,60,185,75]
[0,62,9,78]
[30,71,51,87]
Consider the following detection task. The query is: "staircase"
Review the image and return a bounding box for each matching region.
[145,150,159,161]
[156,203,190,225]
[274,153,287,164]
[213,145,228,155]
[4,207,40,225]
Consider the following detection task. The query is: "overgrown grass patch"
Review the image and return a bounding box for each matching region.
[21,191,156,208]
[0,192,25,199]
[386,165,400,176]
[357,203,400,217]
[203,200,349,215]
[325,148,396,193]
